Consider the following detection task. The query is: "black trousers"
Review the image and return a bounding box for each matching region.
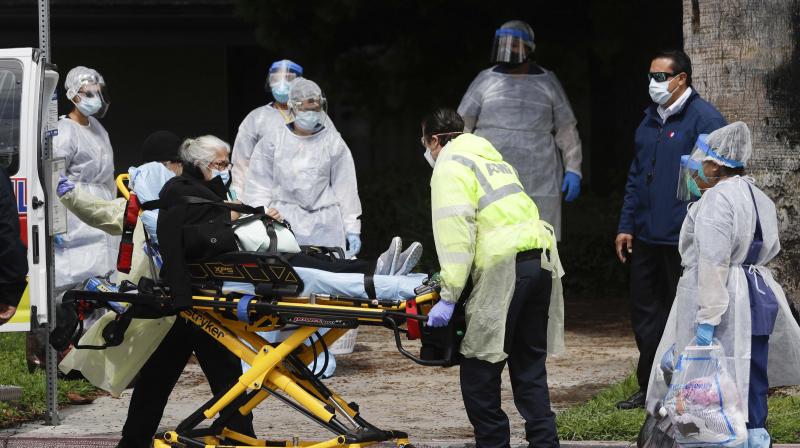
[628,240,682,392]
[119,317,255,448]
[459,258,559,448]
[288,252,374,274]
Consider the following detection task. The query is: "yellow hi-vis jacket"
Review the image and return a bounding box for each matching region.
[431,133,565,362]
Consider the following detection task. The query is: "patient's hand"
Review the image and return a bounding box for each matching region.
[267,208,282,221]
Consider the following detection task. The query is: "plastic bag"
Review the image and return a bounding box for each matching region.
[660,341,747,447]
[234,215,301,253]
[59,280,175,397]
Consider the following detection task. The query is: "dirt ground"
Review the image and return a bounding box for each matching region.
[3,298,638,444]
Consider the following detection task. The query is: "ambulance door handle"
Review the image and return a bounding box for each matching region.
[32,225,40,264]
[32,196,44,209]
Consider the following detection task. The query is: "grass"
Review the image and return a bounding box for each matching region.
[556,373,800,443]
[0,332,99,428]
[556,373,646,441]
[767,392,800,443]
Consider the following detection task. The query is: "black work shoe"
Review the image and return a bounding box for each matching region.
[616,390,645,410]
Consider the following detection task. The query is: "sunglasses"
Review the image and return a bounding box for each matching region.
[647,72,679,83]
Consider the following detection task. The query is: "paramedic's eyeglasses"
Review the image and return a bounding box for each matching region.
[647,72,677,82]
[208,161,232,170]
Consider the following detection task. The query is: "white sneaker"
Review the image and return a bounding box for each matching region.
[393,242,423,275]
[374,236,402,276]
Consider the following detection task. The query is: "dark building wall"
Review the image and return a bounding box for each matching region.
[55,46,229,171]
[0,0,260,172]
[0,1,684,295]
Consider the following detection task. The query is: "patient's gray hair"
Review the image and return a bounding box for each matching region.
[179,135,231,166]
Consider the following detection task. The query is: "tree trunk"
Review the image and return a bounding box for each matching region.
[684,0,800,306]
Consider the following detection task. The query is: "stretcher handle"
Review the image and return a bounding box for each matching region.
[383,316,449,367]
[116,174,131,200]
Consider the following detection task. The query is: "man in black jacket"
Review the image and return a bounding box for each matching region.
[0,166,27,325]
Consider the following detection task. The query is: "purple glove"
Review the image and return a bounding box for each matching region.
[57,175,75,197]
[427,300,455,327]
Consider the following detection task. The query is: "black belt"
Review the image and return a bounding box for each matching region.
[516,248,542,262]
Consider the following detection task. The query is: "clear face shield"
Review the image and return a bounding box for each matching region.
[265,60,303,101]
[76,81,111,118]
[289,96,328,132]
[490,29,534,64]
[268,70,300,89]
[676,134,745,200]
[676,153,707,201]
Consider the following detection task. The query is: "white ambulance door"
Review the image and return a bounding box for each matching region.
[0,48,58,332]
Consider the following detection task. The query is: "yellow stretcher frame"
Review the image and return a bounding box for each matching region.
[77,175,443,448]
[66,288,438,448]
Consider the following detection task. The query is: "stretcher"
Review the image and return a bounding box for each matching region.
[61,175,465,448]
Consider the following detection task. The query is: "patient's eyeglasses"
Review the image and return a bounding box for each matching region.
[208,160,233,170]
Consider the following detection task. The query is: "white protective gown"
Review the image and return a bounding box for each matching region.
[53,116,119,288]
[646,176,800,416]
[231,103,289,197]
[457,67,582,240]
[241,124,361,250]
[231,103,338,197]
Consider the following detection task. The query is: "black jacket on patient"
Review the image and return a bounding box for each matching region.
[156,164,237,309]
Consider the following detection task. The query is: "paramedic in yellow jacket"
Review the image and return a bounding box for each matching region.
[422,108,565,448]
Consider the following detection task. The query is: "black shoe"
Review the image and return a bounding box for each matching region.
[616,390,645,410]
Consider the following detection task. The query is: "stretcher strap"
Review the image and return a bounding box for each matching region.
[116,192,141,274]
[142,195,262,215]
[237,294,256,322]
[406,298,421,340]
[364,274,377,300]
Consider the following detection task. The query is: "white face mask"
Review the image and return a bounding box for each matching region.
[648,78,675,105]
[423,148,436,168]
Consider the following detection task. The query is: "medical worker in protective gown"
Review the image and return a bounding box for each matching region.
[458,20,582,240]
[242,78,362,255]
[231,59,303,197]
[53,66,118,290]
[646,122,800,448]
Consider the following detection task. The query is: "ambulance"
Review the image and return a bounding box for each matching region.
[0,48,60,332]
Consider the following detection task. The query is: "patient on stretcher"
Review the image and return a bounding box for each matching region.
[228,218,426,300]
[154,159,427,308]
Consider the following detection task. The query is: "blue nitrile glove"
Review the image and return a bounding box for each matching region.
[346,233,361,258]
[696,323,715,346]
[561,171,581,202]
[54,234,65,248]
[56,175,75,197]
[427,300,455,327]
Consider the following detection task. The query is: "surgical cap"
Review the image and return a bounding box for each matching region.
[705,121,753,168]
[64,66,105,100]
[288,78,323,104]
[140,130,181,164]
